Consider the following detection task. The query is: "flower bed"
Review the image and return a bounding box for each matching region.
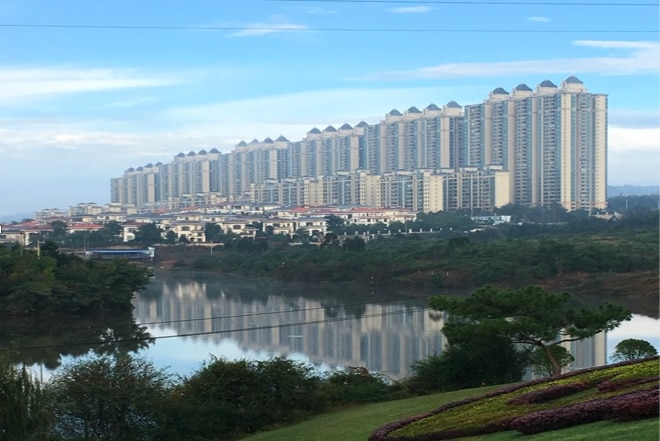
[369,357,659,440]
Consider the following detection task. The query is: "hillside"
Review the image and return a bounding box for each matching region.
[239,358,659,441]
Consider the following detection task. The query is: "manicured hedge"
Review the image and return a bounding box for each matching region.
[369,357,659,440]
[511,387,659,434]
[507,381,591,405]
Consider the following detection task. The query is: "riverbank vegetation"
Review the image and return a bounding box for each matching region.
[0,241,151,315]
[160,208,659,315]
[1,354,657,441]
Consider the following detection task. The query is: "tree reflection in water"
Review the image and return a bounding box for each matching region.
[0,312,154,370]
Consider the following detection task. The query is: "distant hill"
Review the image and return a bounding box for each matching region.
[608,185,659,197]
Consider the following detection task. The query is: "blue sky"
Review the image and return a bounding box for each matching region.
[0,0,658,216]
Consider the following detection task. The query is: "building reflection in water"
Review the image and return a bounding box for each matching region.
[134,274,605,380]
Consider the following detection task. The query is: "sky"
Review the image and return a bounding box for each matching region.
[0,0,658,216]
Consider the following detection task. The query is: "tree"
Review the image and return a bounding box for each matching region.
[611,338,658,362]
[133,223,163,246]
[48,355,171,441]
[49,220,68,245]
[529,345,574,378]
[164,230,176,244]
[324,215,345,235]
[408,332,528,393]
[342,236,366,252]
[430,285,631,376]
[0,358,49,441]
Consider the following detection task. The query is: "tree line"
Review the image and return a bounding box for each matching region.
[177,224,658,291]
[0,242,151,316]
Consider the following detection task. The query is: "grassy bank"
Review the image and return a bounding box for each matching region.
[239,386,501,441]
[240,359,659,441]
[239,389,658,441]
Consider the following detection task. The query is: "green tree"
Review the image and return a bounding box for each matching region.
[433,334,528,390]
[342,236,366,252]
[48,355,171,441]
[294,228,309,243]
[132,223,163,246]
[324,215,345,234]
[49,221,68,245]
[529,345,574,378]
[611,338,658,362]
[430,285,631,376]
[166,356,322,439]
[0,358,50,441]
[164,230,176,244]
[204,222,222,243]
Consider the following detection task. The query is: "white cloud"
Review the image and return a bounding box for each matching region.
[164,85,479,141]
[608,126,660,186]
[230,23,309,37]
[608,126,660,154]
[388,6,432,14]
[0,67,180,100]
[367,40,660,80]
[526,16,550,22]
[609,109,660,128]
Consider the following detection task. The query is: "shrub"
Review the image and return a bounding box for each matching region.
[510,399,611,434]
[323,366,392,404]
[165,356,324,439]
[597,375,658,393]
[608,388,659,421]
[511,387,659,434]
[406,354,444,394]
[507,381,591,405]
[47,355,171,441]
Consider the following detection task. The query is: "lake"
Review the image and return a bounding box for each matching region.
[131,270,659,379]
[10,270,658,381]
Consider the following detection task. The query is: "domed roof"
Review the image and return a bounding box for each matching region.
[176,152,185,158]
[324,125,337,132]
[491,87,509,95]
[565,75,583,84]
[388,109,402,116]
[187,151,196,156]
[356,121,369,127]
[249,139,260,144]
[446,100,461,108]
[407,106,421,114]
[263,137,274,143]
[127,167,135,172]
[539,79,557,88]
[309,128,322,134]
[276,135,289,142]
[209,148,220,154]
[198,149,207,155]
[145,163,153,168]
[340,123,353,130]
[425,103,441,111]
[155,162,163,166]
[136,166,144,171]
[237,140,248,147]
[515,83,533,92]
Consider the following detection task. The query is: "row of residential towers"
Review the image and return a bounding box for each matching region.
[111,77,607,213]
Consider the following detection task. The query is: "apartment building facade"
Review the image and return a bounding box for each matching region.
[111,77,606,213]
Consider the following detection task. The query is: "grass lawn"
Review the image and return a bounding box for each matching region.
[239,386,500,441]
[238,386,659,441]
